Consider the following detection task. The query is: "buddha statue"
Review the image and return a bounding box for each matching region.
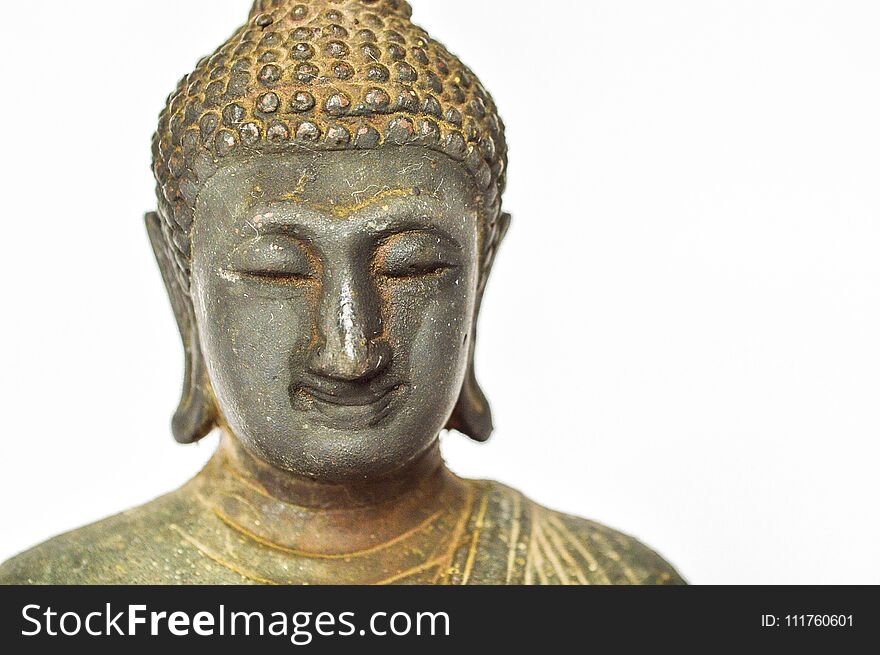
[0,0,684,585]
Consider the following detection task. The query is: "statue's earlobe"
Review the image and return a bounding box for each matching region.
[145,212,217,444]
[445,212,511,443]
[445,353,494,442]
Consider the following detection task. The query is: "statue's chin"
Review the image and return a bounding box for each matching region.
[235,427,440,485]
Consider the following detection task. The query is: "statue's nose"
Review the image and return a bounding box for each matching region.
[308,278,390,382]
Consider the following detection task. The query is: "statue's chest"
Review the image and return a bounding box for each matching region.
[171,482,531,585]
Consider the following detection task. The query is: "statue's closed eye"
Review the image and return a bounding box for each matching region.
[375,230,460,280]
[229,235,317,282]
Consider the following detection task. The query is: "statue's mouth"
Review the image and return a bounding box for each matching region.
[290,381,405,428]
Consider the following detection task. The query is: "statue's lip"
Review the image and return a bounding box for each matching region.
[292,382,404,429]
[297,382,402,408]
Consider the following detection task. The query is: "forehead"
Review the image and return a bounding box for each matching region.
[196,147,480,220]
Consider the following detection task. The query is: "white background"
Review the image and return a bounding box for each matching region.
[1,0,878,584]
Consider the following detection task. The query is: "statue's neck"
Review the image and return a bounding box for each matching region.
[195,432,470,559]
[216,431,449,509]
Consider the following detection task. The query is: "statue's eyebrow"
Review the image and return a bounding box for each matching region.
[240,207,457,248]
[241,212,312,237]
[374,221,459,244]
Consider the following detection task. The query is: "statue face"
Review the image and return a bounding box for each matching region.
[190,148,482,481]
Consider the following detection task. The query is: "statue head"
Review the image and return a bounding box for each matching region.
[149,0,509,482]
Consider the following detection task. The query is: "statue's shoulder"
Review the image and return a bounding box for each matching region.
[0,483,244,585]
[468,480,686,585]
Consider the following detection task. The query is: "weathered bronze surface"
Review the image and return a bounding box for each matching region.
[0,0,684,585]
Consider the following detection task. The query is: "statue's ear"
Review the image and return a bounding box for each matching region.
[145,212,217,444]
[445,212,511,442]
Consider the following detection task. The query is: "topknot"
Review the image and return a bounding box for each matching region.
[152,0,507,288]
